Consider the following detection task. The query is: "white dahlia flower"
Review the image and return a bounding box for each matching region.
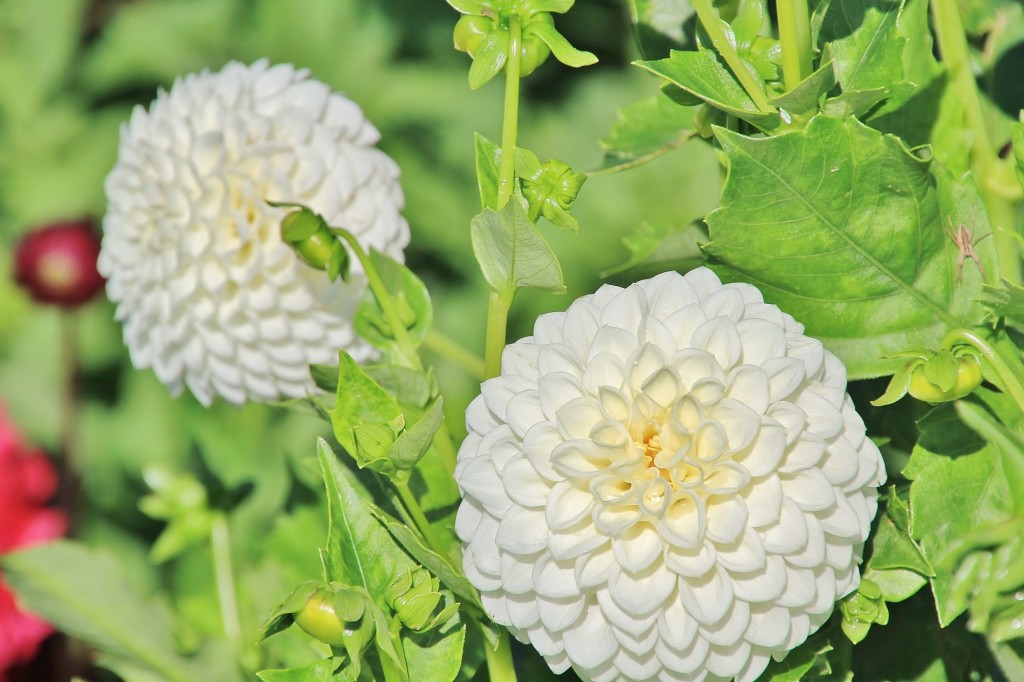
[100,60,408,405]
[455,268,885,682]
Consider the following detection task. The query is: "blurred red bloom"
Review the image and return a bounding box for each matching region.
[0,403,67,678]
[12,220,105,308]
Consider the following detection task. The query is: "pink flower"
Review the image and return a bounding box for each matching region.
[0,403,67,675]
[12,220,105,309]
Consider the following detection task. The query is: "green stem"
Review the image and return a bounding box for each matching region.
[424,328,485,380]
[396,480,446,555]
[776,0,812,90]
[484,289,513,379]
[692,0,775,113]
[484,626,517,682]
[942,328,1024,414]
[496,14,523,210]
[210,513,242,651]
[930,0,1021,285]
[336,231,423,371]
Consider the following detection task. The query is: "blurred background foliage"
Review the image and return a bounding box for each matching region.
[0,0,717,677]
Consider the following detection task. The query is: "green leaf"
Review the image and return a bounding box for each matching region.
[474,133,501,210]
[1013,117,1024,195]
[905,399,1014,625]
[257,658,338,682]
[704,115,984,379]
[470,199,565,297]
[598,95,695,172]
[636,49,781,132]
[980,280,1024,330]
[629,0,694,56]
[820,0,907,100]
[318,441,465,682]
[1,541,243,682]
[526,0,575,12]
[365,365,433,411]
[330,351,403,459]
[379,398,445,478]
[525,21,598,68]
[257,581,321,643]
[468,29,509,90]
[769,60,836,117]
[600,222,705,278]
[757,627,835,681]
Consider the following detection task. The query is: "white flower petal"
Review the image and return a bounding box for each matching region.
[455,269,885,682]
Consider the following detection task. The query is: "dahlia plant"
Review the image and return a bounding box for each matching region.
[2,0,1024,681]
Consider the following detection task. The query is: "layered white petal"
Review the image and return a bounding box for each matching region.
[455,268,884,681]
[101,60,408,405]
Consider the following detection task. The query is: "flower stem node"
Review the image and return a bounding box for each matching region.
[384,568,460,632]
[455,268,885,682]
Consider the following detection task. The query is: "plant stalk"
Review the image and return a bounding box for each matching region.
[425,328,485,380]
[942,328,1024,414]
[692,0,775,113]
[484,289,512,379]
[210,513,242,651]
[496,14,523,211]
[776,0,812,90]
[484,625,518,682]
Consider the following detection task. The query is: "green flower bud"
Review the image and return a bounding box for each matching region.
[384,568,458,632]
[840,579,888,644]
[279,209,350,281]
[908,353,982,403]
[454,14,494,56]
[293,585,375,654]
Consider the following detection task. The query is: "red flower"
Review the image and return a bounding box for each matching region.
[0,403,67,676]
[13,220,105,308]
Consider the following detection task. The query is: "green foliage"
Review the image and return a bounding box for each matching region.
[470,199,566,297]
[1,541,244,682]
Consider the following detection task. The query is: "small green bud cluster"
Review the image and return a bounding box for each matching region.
[276,204,350,282]
[385,568,459,632]
[839,579,889,644]
[448,0,597,89]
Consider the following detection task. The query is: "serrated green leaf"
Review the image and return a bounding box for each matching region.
[821,87,890,119]
[1013,117,1024,194]
[526,21,597,68]
[470,199,565,296]
[598,95,695,172]
[636,49,781,132]
[704,115,986,379]
[382,398,445,477]
[474,133,501,210]
[365,365,433,411]
[981,279,1024,330]
[1,541,243,682]
[601,222,705,278]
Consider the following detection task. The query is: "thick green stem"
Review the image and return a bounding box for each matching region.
[776,0,812,90]
[496,15,523,210]
[484,626,518,682]
[942,328,1024,414]
[484,289,512,379]
[425,328,485,380]
[931,0,1021,284]
[692,0,775,113]
[210,513,242,651]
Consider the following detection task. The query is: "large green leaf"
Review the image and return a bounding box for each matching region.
[904,398,1015,626]
[1,541,242,682]
[704,114,985,378]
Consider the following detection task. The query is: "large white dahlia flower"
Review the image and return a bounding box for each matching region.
[455,268,885,682]
[100,60,408,405]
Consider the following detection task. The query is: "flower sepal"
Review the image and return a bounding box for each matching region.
[515,148,587,231]
[872,345,984,406]
[272,203,352,283]
[839,579,889,644]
